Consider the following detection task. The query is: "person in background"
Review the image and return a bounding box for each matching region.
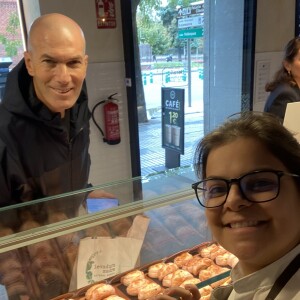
[0,13,113,227]
[264,37,300,120]
[153,112,300,300]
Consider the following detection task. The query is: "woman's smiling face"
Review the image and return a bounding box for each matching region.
[205,137,300,275]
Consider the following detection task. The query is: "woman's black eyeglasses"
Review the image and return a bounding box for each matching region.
[191,170,300,208]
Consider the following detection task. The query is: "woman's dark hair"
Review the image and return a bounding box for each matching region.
[194,112,300,180]
[265,37,300,92]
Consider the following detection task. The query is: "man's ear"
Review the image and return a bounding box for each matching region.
[24,51,34,76]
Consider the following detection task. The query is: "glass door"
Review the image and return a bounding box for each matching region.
[121,0,256,177]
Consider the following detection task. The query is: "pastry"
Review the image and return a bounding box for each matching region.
[147,262,165,278]
[182,256,213,276]
[137,282,163,300]
[199,244,219,258]
[162,272,173,287]
[1,270,25,286]
[158,262,178,281]
[199,269,212,281]
[31,252,58,272]
[173,252,193,267]
[121,270,145,286]
[103,296,126,300]
[199,286,213,298]
[0,258,22,273]
[170,269,194,287]
[126,278,151,296]
[85,283,116,300]
[179,277,201,288]
[215,253,230,266]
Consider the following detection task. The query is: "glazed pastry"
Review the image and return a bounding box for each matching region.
[210,247,227,260]
[170,269,194,287]
[36,267,67,288]
[147,262,165,278]
[173,252,193,267]
[161,272,173,287]
[121,270,145,286]
[198,269,211,281]
[126,278,151,296]
[31,253,58,272]
[137,282,163,300]
[0,258,23,273]
[179,277,201,288]
[215,253,230,266]
[85,283,116,300]
[103,295,126,300]
[182,256,213,276]
[158,262,178,281]
[199,286,213,298]
[199,244,219,258]
[1,270,25,286]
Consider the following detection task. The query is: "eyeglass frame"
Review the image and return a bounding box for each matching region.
[191,169,300,208]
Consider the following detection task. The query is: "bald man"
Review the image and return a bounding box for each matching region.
[0,14,107,226]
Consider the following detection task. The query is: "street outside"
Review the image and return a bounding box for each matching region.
[139,66,204,176]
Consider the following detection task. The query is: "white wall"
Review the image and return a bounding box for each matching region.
[37,0,132,185]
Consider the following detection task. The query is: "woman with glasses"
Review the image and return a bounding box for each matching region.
[264,37,300,120]
[153,112,300,300]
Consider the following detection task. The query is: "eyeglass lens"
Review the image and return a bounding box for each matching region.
[196,171,280,207]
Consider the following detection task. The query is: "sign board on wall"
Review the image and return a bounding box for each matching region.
[162,87,185,154]
[95,0,116,29]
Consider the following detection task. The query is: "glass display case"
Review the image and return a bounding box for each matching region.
[0,166,212,299]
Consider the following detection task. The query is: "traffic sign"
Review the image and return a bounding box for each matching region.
[177,3,204,18]
[178,28,203,39]
[178,15,204,29]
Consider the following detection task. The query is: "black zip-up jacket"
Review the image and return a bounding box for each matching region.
[0,59,91,227]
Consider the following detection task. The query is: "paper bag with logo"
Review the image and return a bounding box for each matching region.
[76,215,150,289]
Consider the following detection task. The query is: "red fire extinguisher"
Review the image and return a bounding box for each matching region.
[91,93,121,145]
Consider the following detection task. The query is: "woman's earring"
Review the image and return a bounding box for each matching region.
[288,70,291,76]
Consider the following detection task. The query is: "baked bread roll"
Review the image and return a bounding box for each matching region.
[158,263,178,281]
[182,256,213,276]
[173,252,193,267]
[170,269,194,287]
[148,262,165,278]
[179,277,200,288]
[85,283,116,300]
[137,282,163,300]
[199,286,213,298]
[121,270,145,286]
[0,258,22,273]
[126,278,151,296]
[161,272,173,287]
[31,253,58,272]
[103,295,126,300]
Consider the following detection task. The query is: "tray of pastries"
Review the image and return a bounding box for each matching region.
[55,241,238,300]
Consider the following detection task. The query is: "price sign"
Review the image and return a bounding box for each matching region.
[162,87,185,154]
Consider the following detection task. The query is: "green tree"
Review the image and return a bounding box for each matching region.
[132,0,194,122]
[137,19,171,55]
[0,12,22,57]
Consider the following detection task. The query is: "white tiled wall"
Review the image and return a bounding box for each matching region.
[86,62,132,186]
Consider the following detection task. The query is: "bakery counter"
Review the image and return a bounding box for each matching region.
[0,166,212,299]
